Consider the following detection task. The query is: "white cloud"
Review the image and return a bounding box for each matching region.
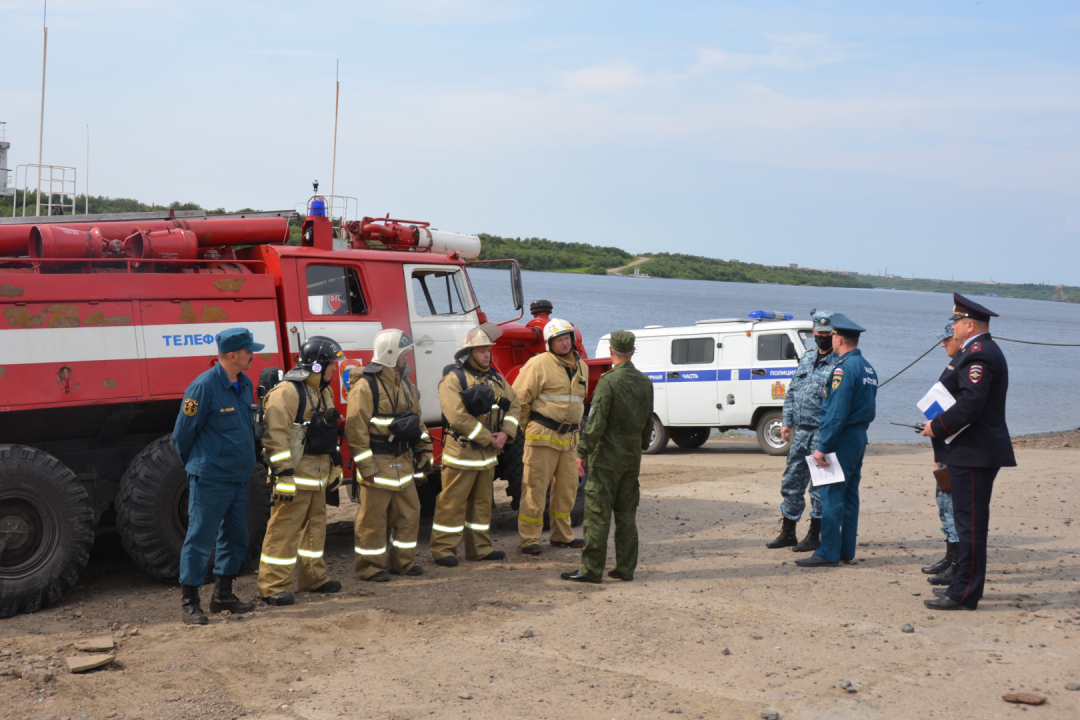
[553,62,649,93]
[692,33,852,73]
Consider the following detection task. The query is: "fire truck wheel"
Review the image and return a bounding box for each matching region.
[756,411,790,456]
[671,427,711,449]
[416,470,441,518]
[643,415,669,455]
[116,436,271,582]
[497,432,525,511]
[0,445,95,619]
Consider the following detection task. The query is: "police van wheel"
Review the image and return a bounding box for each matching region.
[643,415,669,455]
[756,411,789,456]
[117,436,271,582]
[671,427,710,449]
[0,445,94,618]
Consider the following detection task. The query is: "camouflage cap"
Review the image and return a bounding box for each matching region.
[609,330,636,354]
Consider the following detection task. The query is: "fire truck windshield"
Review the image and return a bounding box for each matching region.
[411,269,476,317]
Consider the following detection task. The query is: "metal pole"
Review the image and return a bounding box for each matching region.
[36,4,48,217]
[330,60,339,202]
[85,124,89,214]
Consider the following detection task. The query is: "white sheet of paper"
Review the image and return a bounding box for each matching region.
[805,453,845,486]
[916,382,969,444]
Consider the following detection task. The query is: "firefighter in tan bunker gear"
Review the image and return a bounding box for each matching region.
[430,324,521,566]
[346,329,434,582]
[258,336,345,605]
[512,318,589,554]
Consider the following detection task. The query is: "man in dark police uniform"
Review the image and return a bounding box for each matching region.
[922,293,1016,611]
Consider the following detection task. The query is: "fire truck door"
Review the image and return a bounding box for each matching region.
[403,264,479,424]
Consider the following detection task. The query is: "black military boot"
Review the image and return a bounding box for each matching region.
[921,542,958,575]
[928,543,959,585]
[209,575,255,614]
[766,518,798,549]
[181,585,209,625]
[792,518,821,553]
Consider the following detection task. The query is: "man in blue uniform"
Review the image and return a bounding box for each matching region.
[172,328,264,625]
[767,310,836,552]
[796,314,877,567]
[923,294,1016,611]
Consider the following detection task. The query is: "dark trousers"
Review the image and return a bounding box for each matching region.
[178,475,249,587]
[816,425,867,563]
[947,465,998,609]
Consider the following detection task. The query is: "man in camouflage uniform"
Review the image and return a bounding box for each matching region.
[562,331,653,583]
[767,310,837,553]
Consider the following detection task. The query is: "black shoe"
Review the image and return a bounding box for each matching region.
[404,565,424,576]
[561,571,601,584]
[932,587,947,597]
[366,571,391,582]
[181,585,209,625]
[794,554,839,567]
[310,580,342,594]
[924,596,974,611]
[608,570,633,581]
[210,575,256,614]
[928,560,957,586]
[261,591,295,606]
[435,556,459,567]
[922,542,958,575]
[766,518,798,549]
[521,544,543,555]
[477,551,506,561]
[792,518,821,553]
[551,538,585,549]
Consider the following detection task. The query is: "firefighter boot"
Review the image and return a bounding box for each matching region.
[210,575,255,614]
[922,542,958,575]
[792,518,821,553]
[181,585,208,625]
[766,518,798,549]
[928,543,959,585]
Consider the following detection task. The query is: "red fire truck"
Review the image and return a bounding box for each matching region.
[0,197,609,617]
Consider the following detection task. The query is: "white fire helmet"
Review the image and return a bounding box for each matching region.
[455,322,503,361]
[370,329,414,366]
[543,318,575,346]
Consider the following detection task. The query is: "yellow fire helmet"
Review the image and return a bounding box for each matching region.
[543,317,576,345]
[454,322,504,361]
[370,328,414,367]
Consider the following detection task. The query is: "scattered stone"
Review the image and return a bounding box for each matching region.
[459,692,472,699]
[106,713,118,719]
[296,675,303,682]
[67,653,116,673]
[21,668,54,683]
[1065,682,1080,691]
[520,627,535,639]
[111,622,120,631]
[912,592,922,596]
[113,630,127,640]
[888,580,899,584]
[761,712,780,720]
[751,634,763,640]
[720,647,731,655]
[74,637,116,652]
[1002,693,1046,706]
[53,646,63,653]
[901,624,915,633]
[840,681,852,689]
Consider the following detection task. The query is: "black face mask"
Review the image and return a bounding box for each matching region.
[815,335,833,352]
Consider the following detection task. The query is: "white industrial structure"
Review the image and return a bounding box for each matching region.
[0,123,12,197]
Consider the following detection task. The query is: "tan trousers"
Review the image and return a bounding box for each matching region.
[518,443,578,548]
[429,466,495,561]
[353,483,420,579]
[257,488,328,597]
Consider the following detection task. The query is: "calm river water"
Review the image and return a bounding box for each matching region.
[469,268,1080,444]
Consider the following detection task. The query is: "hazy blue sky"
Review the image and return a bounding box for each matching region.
[3,1,1078,283]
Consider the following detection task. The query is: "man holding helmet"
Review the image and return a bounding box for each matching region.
[512,318,590,554]
[346,329,434,581]
[430,324,521,566]
[258,336,345,606]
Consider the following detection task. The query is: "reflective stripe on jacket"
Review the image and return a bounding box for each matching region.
[512,350,589,451]
[263,374,337,490]
[439,361,520,470]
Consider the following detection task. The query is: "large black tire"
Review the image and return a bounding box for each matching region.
[756,411,790,456]
[671,427,711,449]
[498,432,526,510]
[116,436,270,582]
[417,469,441,518]
[0,445,94,618]
[643,415,669,455]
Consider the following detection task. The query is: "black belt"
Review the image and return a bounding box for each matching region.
[370,437,409,456]
[447,428,483,451]
[531,412,577,435]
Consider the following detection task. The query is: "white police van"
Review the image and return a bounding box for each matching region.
[596,311,815,456]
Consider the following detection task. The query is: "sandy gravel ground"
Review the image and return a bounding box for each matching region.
[2,436,1078,720]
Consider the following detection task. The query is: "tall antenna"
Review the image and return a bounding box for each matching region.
[85,124,89,214]
[330,60,339,201]
[36,0,48,216]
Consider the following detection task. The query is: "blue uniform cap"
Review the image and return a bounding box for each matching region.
[216,327,266,353]
[938,322,955,342]
[829,313,865,339]
[950,292,998,323]
[810,309,834,332]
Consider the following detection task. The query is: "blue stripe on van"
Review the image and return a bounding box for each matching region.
[650,367,795,382]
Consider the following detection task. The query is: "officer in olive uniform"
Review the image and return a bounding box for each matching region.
[430,324,521,566]
[257,336,345,605]
[923,294,1016,611]
[562,331,654,584]
[173,328,264,624]
[767,310,836,552]
[346,329,434,581]
[796,314,877,567]
[922,322,961,585]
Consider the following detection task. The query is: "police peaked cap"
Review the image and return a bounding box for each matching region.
[829,313,866,339]
[950,292,998,323]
